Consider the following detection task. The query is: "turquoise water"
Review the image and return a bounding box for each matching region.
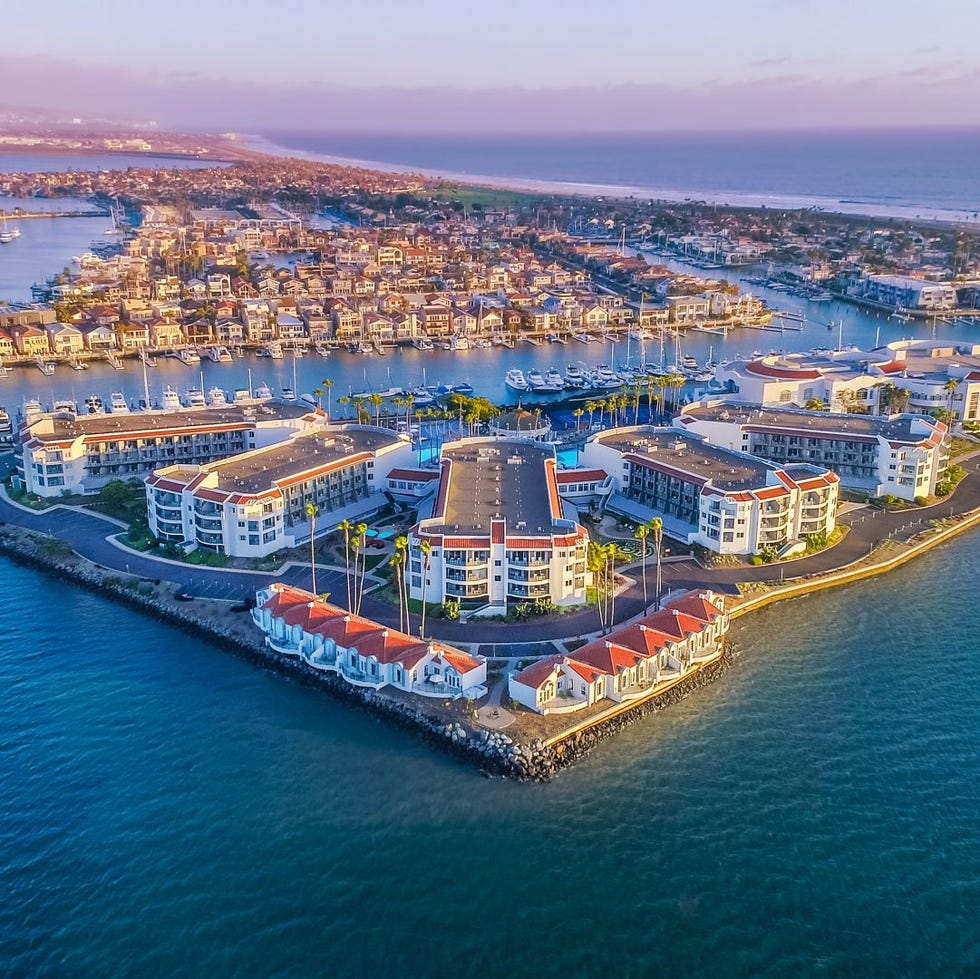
[2,531,979,976]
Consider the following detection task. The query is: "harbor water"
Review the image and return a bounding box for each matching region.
[2,525,979,976]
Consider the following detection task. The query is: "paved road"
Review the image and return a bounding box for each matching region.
[3,450,980,645]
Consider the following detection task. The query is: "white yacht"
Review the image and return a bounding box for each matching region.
[51,399,78,415]
[84,395,104,414]
[0,406,12,436]
[207,386,228,407]
[109,392,130,413]
[178,347,201,366]
[184,388,206,408]
[207,346,233,364]
[254,382,273,400]
[545,369,566,391]
[280,386,296,402]
[564,365,588,388]
[505,368,529,392]
[160,386,182,411]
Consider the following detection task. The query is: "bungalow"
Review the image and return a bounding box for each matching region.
[252,584,487,700]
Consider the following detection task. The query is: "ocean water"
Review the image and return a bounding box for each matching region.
[2,521,979,975]
[258,129,980,222]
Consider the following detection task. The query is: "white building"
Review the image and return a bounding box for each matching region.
[408,439,590,612]
[851,274,958,311]
[253,583,487,699]
[581,426,839,555]
[676,401,949,501]
[146,424,414,557]
[17,401,315,498]
[509,591,729,714]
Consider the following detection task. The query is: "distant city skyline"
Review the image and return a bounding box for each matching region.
[4,0,980,131]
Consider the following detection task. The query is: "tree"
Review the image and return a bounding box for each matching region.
[394,535,410,634]
[368,393,384,426]
[635,522,650,614]
[313,387,323,411]
[337,518,353,611]
[418,539,432,639]
[573,407,584,430]
[587,542,607,633]
[650,517,663,608]
[353,522,369,613]
[944,378,959,419]
[323,378,334,419]
[305,502,320,595]
[337,395,350,418]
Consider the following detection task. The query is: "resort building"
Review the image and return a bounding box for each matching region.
[16,401,315,498]
[146,424,414,557]
[253,583,487,700]
[508,591,729,715]
[580,426,838,555]
[408,439,590,612]
[848,274,958,312]
[676,401,949,501]
[714,352,882,413]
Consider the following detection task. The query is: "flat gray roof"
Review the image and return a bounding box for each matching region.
[433,440,557,535]
[595,426,776,491]
[683,402,934,443]
[34,403,309,442]
[210,426,399,494]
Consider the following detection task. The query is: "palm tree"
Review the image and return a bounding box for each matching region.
[337,395,351,419]
[606,543,619,631]
[312,387,323,411]
[587,542,607,633]
[337,518,353,611]
[306,502,320,595]
[418,539,432,639]
[368,393,384,426]
[634,522,650,614]
[353,521,369,613]
[650,517,663,608]
[585,400,598,429]
[944,378,959,419]
[668,373,686,414]
[323,378,334,419]
[573,407,584,430]
[394,535,409,634]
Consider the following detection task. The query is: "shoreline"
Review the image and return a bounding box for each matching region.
[3,485,979,780]
[241,134,980,226]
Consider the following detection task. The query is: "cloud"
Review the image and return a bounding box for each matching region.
[2,54,980,133]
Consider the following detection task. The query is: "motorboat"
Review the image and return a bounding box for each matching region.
[51,399,78,415]
[254,382,273,400]
[178,347,201,366]
[505,368,529,392]
[84,395,105,414]
[207,386,228,407]
[280,386,297,402]
[412,337,434,350]
[0,406,13,435]
[207,346,233,364]
[526,369,547,390]
[109,392,130,413]
[184,387,206,408]
[544,369,567,391]
[160,386,182,411]
[564,365,588,389]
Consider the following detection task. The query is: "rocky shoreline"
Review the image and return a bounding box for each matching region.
[0,526,738,782]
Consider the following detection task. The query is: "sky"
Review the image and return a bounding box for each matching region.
[3,0,980,132]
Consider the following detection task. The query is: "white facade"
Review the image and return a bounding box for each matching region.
[17,402,315,498]
[146,424,414,557]
[253,583,487,699]
[581,426,839,555]
[408,439,590,609]
[676,401,950,501]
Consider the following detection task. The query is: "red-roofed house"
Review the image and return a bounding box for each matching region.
[253,583,487,700]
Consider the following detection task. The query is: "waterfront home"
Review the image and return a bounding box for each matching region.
[253,584,487,700]
[147,423,414,557]
[677,400,949,501]
[80,323,119,352]
[408,438,590,614]
[149,318,184,348]
[580,426,839,556]
[849,273,957,312]
[508,591,729,714]
[17,402,314,498]
[45,322,84,356]
[8,325,51,358]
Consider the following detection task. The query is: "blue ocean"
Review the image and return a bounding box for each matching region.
[258,129,980,222]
